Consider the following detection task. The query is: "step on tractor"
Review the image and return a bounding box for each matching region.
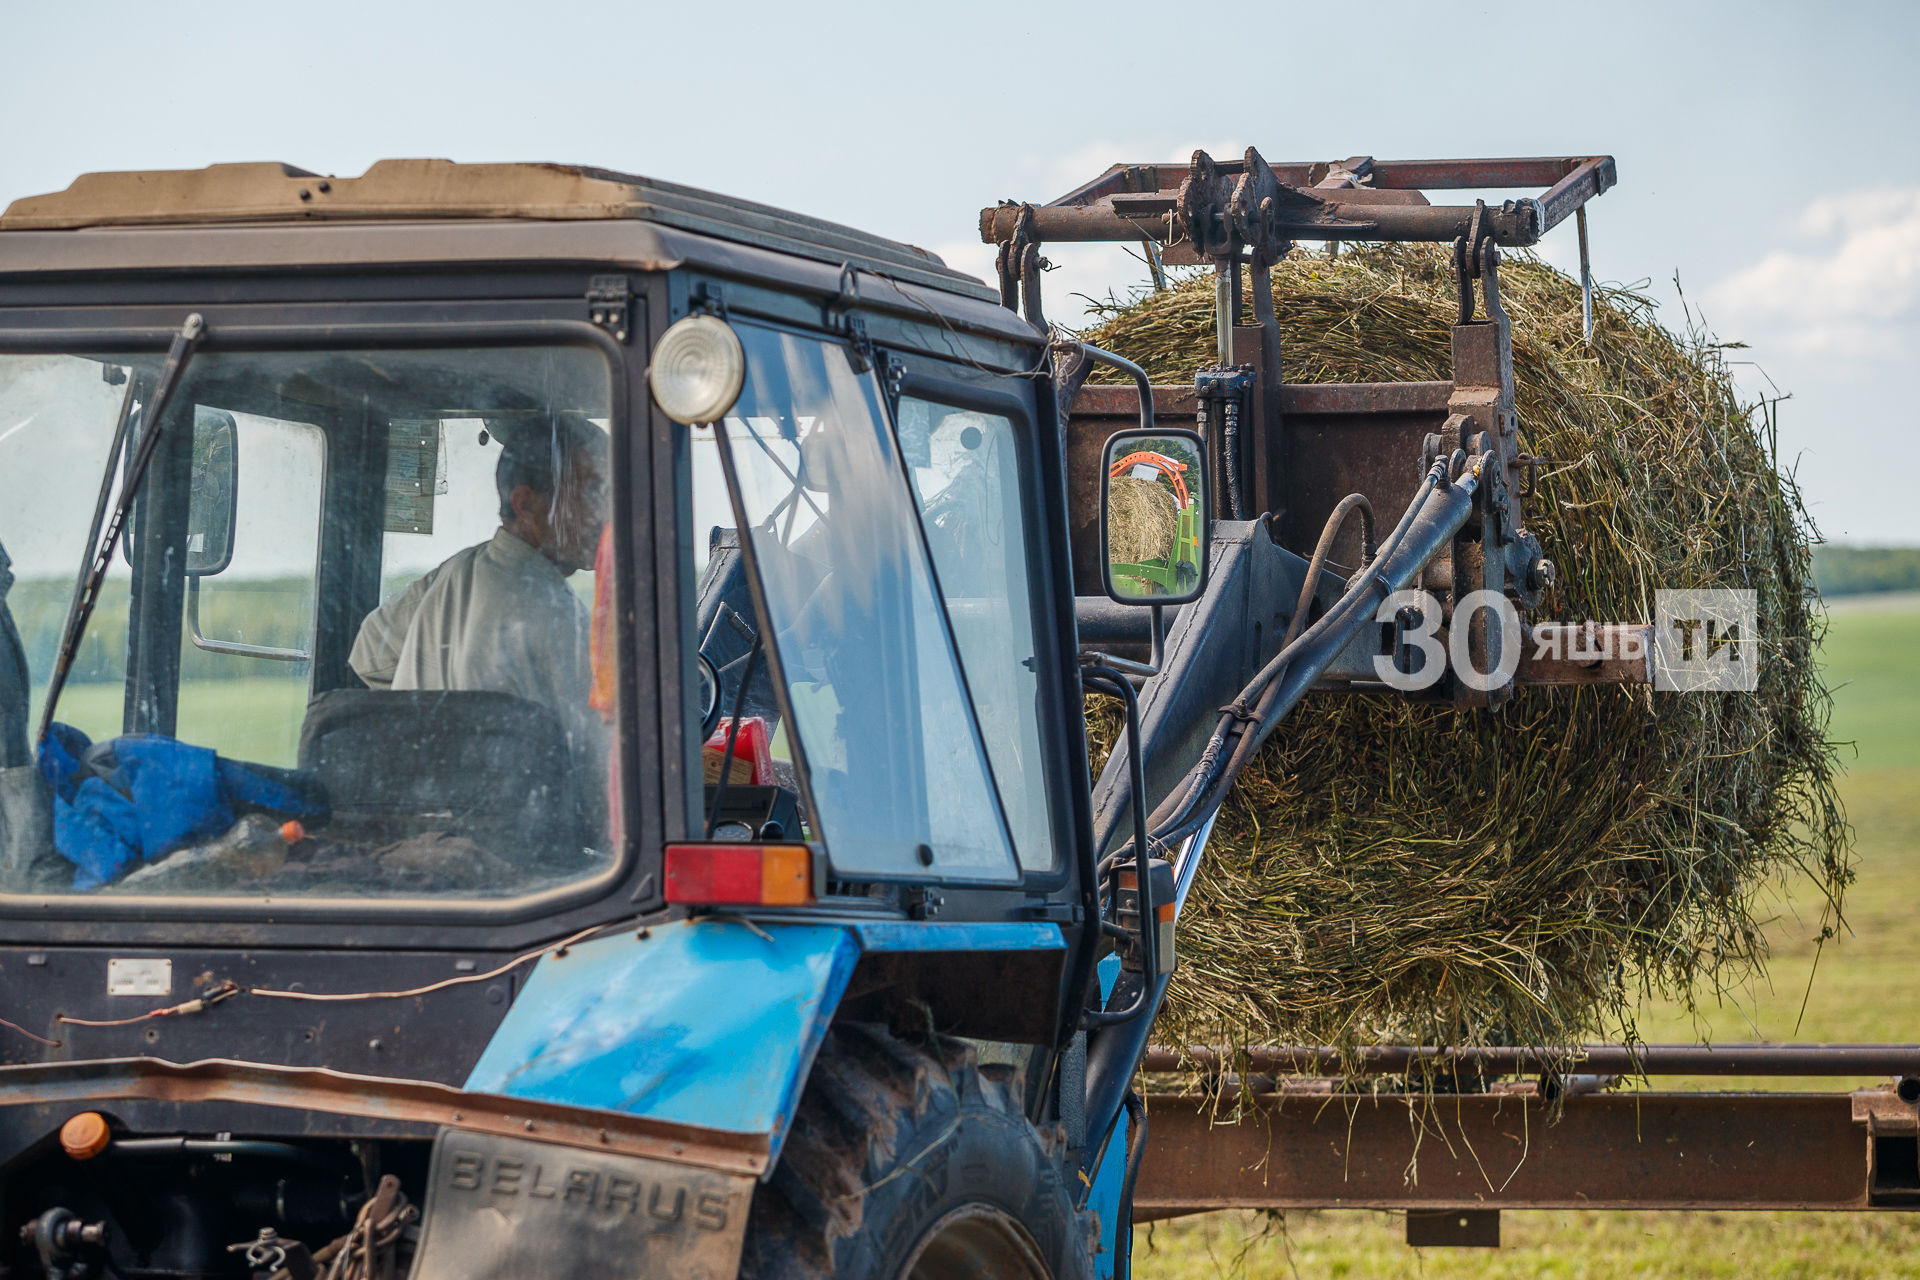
[0,151,1912,1280]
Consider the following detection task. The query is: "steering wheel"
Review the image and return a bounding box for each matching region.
[697,651,724,739]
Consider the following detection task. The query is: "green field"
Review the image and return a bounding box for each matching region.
[1138,593,1920,1277]
[38,675,312,767]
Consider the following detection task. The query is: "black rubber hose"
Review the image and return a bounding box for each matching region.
[1148,462,1482,850]
[1138,462,1448,842]
[1081,665,1156,1029]
[1221,395,1245,521]
[1280,491,1375,651]
[1082,965,1169,1191]
[108,1138,350,1170]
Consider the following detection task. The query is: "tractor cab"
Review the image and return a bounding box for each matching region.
[0,162,1115,1280]
[0,159,1088,927]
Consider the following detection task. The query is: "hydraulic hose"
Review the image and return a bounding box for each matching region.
[1149,458,1484,851]
[1082,965,1169,1193]
[1280,491,1375,651]
[1135,459,1452,845]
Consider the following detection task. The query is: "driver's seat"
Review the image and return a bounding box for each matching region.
[297,689,579,864]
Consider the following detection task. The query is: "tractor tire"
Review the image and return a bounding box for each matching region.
[739,1023,1095,1280]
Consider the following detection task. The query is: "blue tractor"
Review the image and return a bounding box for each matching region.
[0,152,1611,1278]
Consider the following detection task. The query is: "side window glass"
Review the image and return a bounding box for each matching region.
[896,396,1056,873]
[177,412,323,766]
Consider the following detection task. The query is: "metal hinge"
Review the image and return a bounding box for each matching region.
[843,315,875,374]
[586,275,632,342]
[1018,901,1084,925]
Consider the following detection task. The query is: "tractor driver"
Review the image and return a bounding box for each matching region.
[349,415,610,774]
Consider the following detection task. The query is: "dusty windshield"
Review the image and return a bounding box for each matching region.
[0,346,618,900]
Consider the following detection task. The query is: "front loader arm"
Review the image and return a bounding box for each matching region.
[1076,458,1485,1178]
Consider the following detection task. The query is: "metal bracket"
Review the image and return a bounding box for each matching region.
[586,274,632,342]
[843,315,875,374]
[1453,201,1493,324]
[876,348,903,415]
[991,206,1042,322]
[1169,148,1375,264]
[1194,365,1257,520]
[1854,1089,1920,1135]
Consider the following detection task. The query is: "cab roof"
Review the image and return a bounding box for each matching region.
[0,159,993,301]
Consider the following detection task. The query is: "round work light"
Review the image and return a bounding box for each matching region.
[649,315,746,424]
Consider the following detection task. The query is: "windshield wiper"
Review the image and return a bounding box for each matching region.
[36,314,206,743]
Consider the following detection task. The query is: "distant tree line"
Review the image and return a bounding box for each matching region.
[1815,546,1920,597]
[8,566,591,692]
[7,576,314,685]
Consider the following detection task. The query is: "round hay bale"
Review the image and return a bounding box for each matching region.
[1107,473,1178,566]
[1080,244,1848,1062]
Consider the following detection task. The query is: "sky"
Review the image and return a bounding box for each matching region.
[4,0,1917,544]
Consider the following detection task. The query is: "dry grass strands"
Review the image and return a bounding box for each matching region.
[1079,244,1848,1076]
[1106,474,1179,565]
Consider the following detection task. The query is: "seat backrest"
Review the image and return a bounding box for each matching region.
[298,689,577,863]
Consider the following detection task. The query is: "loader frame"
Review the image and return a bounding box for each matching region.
[984,151,1920,1247]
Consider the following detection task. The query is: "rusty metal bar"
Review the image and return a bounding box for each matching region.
[982,156,1617,249]
[1578,204,1595,343]
[1534,157,1619,236]
[1359,156,1604,192]
[1134,1090,1909,1215]
[0,1056,769,1175]
[1518,623,1652,686]
[1144,1043,1920,1077]
[981,200,1541,247]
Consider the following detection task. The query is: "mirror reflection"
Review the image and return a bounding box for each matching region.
[186,407,238,576]
[1103,431,1206,602]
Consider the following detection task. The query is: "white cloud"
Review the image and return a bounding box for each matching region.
[1708,188,1920,356]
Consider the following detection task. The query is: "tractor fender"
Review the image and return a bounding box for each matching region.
[465,917,1065,1171]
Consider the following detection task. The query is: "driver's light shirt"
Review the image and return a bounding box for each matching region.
[349,528,598,757]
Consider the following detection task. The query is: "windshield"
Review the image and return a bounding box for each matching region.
[0,346,618,900]
[690,326,1052,884]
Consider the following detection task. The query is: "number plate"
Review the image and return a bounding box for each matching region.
[409,1129,753,1280]
[107,958,172,997]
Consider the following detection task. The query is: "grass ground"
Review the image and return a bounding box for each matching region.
[1136,593,1920,1277]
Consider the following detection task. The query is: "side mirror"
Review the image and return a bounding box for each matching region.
[1100,428,1209,606]
[186,407,238,576]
